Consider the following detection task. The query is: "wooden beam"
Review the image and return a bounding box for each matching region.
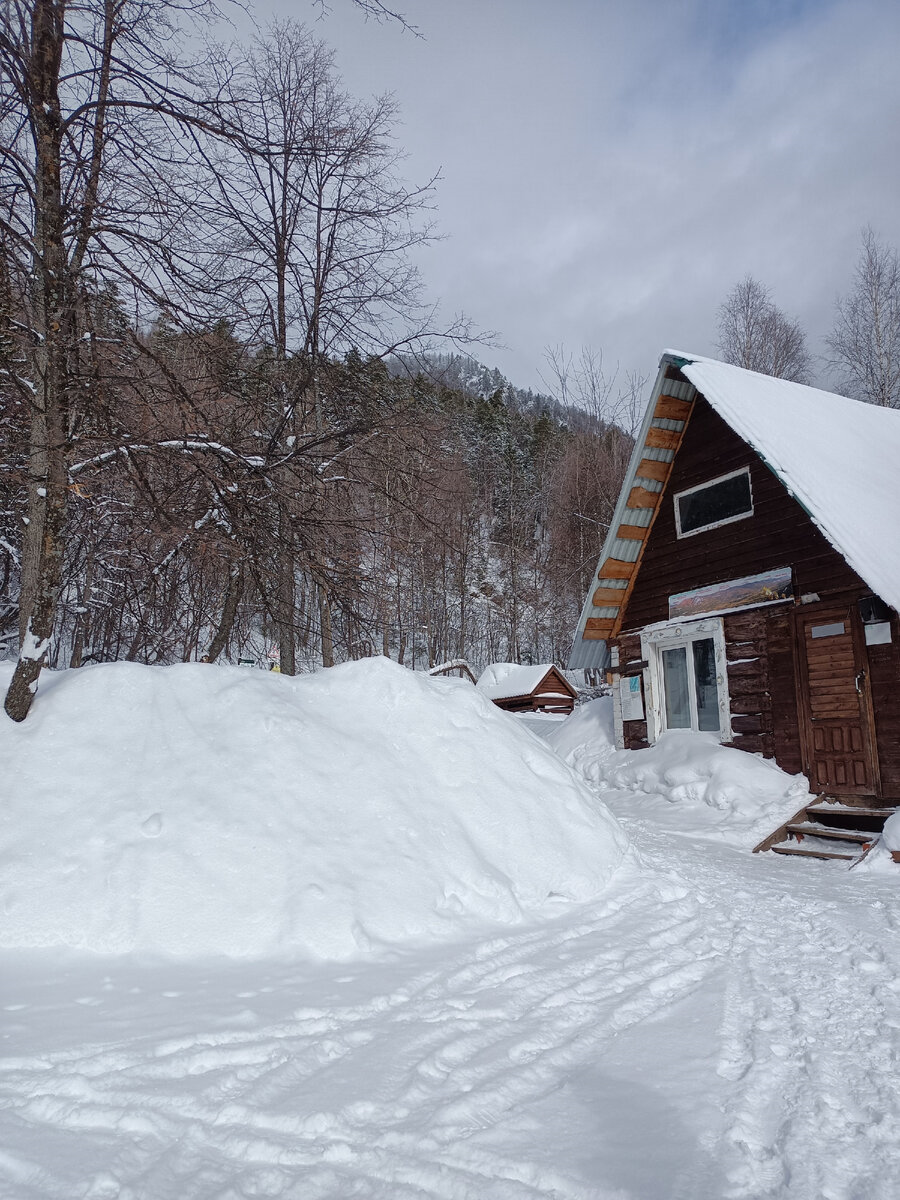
[607,659,649,677]
[617,523,650,542]
[592,586,628,606]
[584,617,616,639]
[654,394,692,422]
[635,458,670,483]
[645,426,681,451]
[597,558,634,580]
[626,485,659,509]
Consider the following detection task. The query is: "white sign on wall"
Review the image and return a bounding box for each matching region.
[621,674,645,722]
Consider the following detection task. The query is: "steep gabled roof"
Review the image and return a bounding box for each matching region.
[476,663,575,702]
[569,350,900,669]
[676,353,900,612]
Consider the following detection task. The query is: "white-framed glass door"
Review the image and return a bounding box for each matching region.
[641,618,731,741]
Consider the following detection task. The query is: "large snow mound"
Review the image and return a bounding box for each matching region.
[0,658,626,959]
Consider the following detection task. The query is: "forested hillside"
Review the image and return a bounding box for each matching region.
[1,333,632,673]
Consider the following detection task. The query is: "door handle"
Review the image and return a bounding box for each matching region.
[855,669,866,694]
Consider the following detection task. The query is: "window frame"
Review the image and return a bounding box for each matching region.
[640,617,732,742]
[673,466,753,539]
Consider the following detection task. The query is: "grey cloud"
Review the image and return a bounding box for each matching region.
[256,0,900,394]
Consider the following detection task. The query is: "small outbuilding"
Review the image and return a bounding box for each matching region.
[568,351,900,855]
[476,663,577,715]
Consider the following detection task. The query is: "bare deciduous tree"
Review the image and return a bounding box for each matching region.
[827,227,900,408]
[0,0,229,720]
[1,2,428,716]
[717,276,810,382]
[198,20,449,672]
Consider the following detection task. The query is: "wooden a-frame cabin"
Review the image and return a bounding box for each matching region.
[569,351,900,859]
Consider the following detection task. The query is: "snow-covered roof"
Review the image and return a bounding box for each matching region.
[667,352,900,614]
[476,663,571,702]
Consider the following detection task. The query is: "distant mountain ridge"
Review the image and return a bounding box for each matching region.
[387,352,579,428]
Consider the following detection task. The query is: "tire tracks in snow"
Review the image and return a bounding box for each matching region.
[0,864,718,1199]
[6,826,899,1198]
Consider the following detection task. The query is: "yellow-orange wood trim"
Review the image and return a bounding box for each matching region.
[654,394,693,422]
[617,523,650,542]
[645,426,681,451]
[584,617,617,639]
[636,458,671,483]
[627,485,660,509]
[609,396,695,638]
[597,558,634,580]
[592,586,628,606]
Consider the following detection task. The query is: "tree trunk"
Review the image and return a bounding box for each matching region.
[5,0,70,722]
[318,583,333,668]
[204,563,244,664]
[277,558,296,675]
[69,556,94,667]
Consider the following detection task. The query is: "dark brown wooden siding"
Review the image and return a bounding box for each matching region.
[866,613,900,795]
[622,397,867,631]
[767,607,804,774]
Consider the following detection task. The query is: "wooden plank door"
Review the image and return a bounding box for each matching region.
[795,607,880,796]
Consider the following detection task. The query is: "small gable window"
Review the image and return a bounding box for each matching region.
[674,467,753,538]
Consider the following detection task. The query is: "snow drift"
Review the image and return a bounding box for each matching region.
[548,698,810,844]
[0,658,626,959]
[545,694,615,762]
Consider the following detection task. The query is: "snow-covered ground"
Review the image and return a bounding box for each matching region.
[2,665,900,1199]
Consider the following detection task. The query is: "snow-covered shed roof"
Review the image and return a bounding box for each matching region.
[569,350,900,669]
[674,352,900,615]
[476,663,574,702]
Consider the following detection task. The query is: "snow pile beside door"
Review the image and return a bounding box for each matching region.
[0,658,627,959]
[552,706,810,845]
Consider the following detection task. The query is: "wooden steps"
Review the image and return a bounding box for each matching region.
[754,798,897,864]
[772,844,862,861]
[784,823,872,843]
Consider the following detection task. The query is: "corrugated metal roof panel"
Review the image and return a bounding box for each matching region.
[567,635,611,670]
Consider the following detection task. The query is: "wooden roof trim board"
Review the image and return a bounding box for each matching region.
[644,426,682,451]
[596,558,633,580]
[592,585,630,606]
[654,394,693,422]
[570,370,699,657]
[584,617,616,639]
[616,523,650,542]
[627,485,661,509]
[608,405,694,637]
[635,458,671,484]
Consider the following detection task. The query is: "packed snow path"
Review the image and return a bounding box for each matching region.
[2,798,899,1199]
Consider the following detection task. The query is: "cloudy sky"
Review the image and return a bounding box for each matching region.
[254,0,900,395]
